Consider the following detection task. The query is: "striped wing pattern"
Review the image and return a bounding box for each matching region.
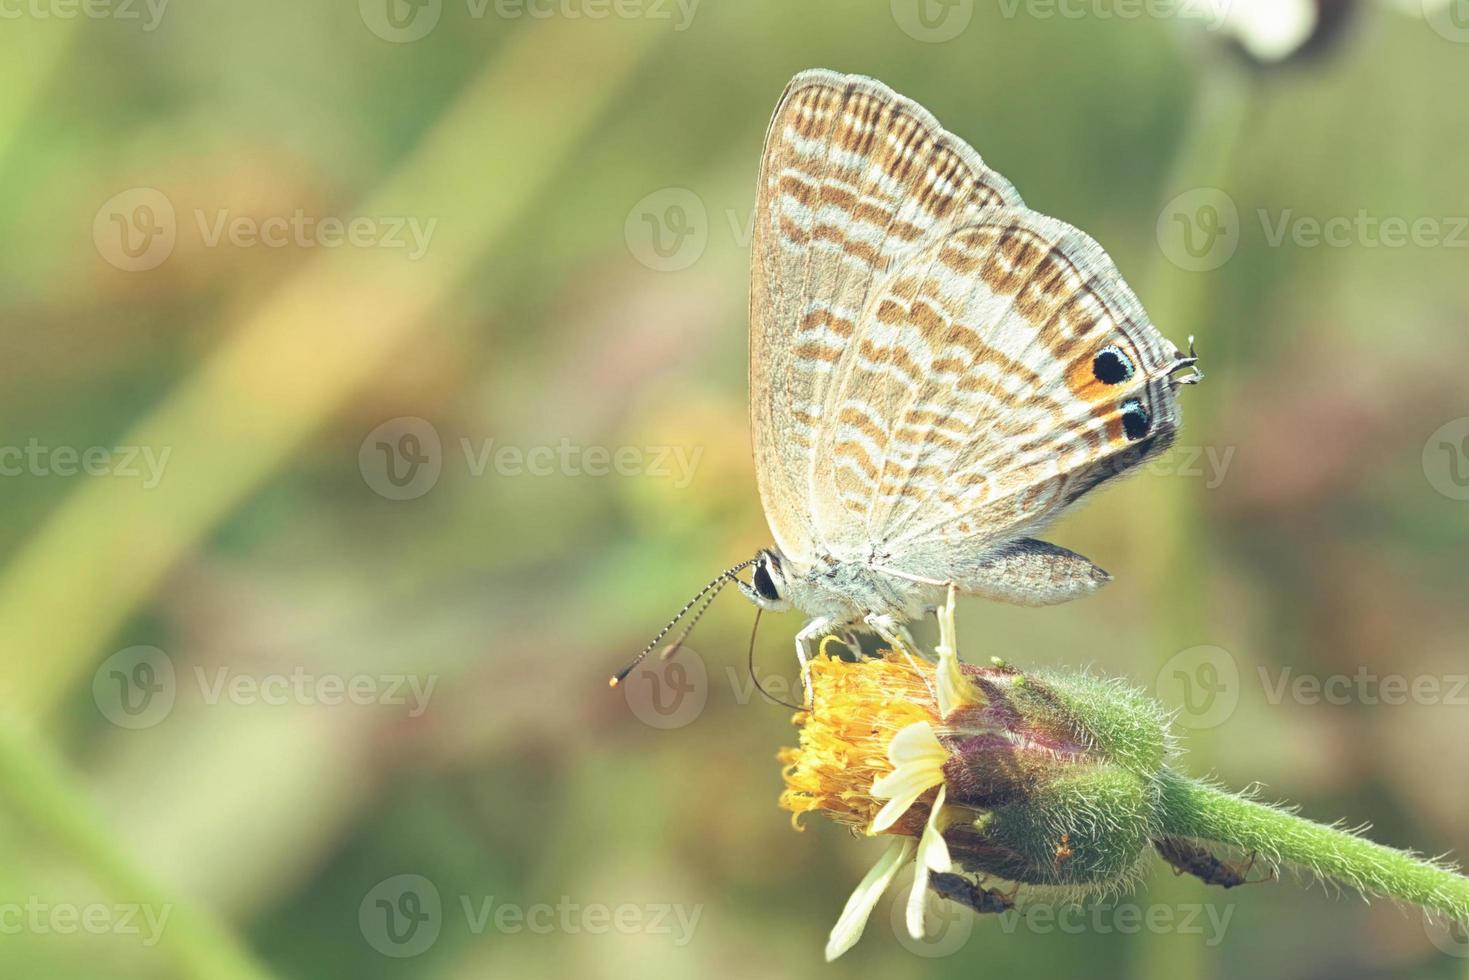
[750,69,1022,563]
[820,213,1180,586]
[750,70,1183,580]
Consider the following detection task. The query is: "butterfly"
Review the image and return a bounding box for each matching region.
[616,69,1200,690]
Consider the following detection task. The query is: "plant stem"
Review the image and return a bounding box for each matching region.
[1157,770,1469,923]
[1134,58,1256,980]
[0,16,665,724]
[0,718,275,980]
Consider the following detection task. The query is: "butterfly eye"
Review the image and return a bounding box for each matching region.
[1093,346,1134,385]
[753,558,783,602]
[1120,399,1151,441]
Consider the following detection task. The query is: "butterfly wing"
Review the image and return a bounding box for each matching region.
[750,69,1024,565]
[812,207,1184,589]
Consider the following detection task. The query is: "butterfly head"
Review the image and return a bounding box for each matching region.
[738,548,793,613]
[610,553,785,688]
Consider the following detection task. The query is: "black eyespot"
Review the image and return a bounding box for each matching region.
[753,560,781,602]
[1121,399,1151,441]
[1093,346,1134,385]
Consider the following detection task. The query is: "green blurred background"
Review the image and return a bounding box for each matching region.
[2,0,1468,977]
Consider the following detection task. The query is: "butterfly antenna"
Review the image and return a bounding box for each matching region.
[660,582,723,662]
[1169,335,1205,387]
[747,607,802,711]
[610,558,756,688]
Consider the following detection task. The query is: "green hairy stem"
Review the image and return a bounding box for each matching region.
[938,665,1469,926]
[1155,770,1469,923]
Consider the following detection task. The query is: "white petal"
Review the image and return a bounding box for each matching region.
[936,645,983,718]
[825,838,916,961]
[886,721,946,768]
[869,766,942,834]
[906,866,933,941]
[922,822,951,873]
[870,722,949,834]
[933,583,980,717]
[906,786,950,939]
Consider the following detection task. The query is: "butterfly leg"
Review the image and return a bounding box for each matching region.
[864,613,937,701]
[868,566,960,650]
[864,613,916,657]
[794,617,837,708]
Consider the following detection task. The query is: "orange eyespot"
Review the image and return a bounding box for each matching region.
[1066,344,1137,402]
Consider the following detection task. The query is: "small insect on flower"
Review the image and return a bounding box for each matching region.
[1154,836,1275,889]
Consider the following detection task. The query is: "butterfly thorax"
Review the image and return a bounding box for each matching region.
[782,553,942,627]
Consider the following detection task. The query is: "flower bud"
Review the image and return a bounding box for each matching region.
[934,663,1171,888]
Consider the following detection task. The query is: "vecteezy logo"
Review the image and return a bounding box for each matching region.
[624,188,709,272]
[890,0,973,42]
[1441,436,1469,486]
[1423,418,1469,501]
[1155,645,1239,730]
[93,188,177,272]
[93,646,177,729]
[620,649,708,729]
[1424,0,1469,43]
[359,874,442,957]
[359,417,443,500]
[1157,188,1240,273]
[1425,907,1469,958]
[359,0,442,42]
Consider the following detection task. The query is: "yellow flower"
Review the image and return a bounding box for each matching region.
[778,639,983,960]
[777,651,939,835]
